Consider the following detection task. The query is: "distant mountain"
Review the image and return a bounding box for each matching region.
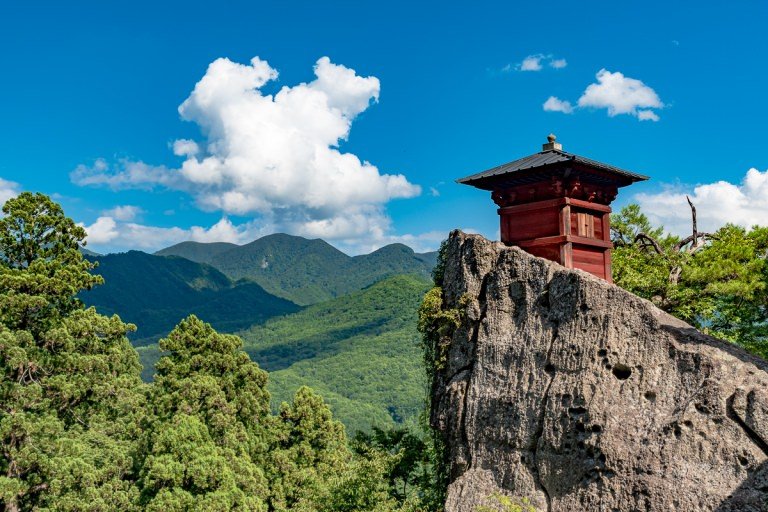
[246,273,431,433]
[155,241,238,264]
[80,247,100,257]
[137,274,432,433]
[155,234,438,305]
[81,251,300,345]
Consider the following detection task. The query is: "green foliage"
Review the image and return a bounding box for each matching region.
[1,194,415,511]
[353,426,445,510]
[0,192,147,511]
[417,288,464,374]
[239,274,432,434]
[140,315,272,511]
[413,240,472,511]
[430,239,449,287]
[80,251,299,346]
[475,494,537,512]
[612,204,768,359]
[157,234,436,306]
[0,192,103,335]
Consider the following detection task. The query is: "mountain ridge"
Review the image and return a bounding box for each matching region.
[81,251,300,345]
[155,233,437,305]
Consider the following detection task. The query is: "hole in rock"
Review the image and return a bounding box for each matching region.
[612,364,632,380]
[591,424,602,433]
[597,348,607,357]
[644,391,656,401]
[544,363,555,373]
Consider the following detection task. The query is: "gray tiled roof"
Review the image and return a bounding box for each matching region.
[457,149,649,188]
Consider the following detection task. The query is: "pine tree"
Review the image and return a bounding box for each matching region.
[140,315,272,511]
[0,193,147,511]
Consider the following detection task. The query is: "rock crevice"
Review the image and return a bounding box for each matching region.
[433,231,768,512]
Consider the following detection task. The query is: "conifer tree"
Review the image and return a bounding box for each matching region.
[140,315,272,511]
[0,193,146,511]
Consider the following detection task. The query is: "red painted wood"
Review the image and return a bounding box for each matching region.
[573,248,606,265]
[527,245,561,262]
[496,186,615,281]
[564,196,612,213]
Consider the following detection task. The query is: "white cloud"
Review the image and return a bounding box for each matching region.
[543,96,574,114]
[637,110,660,122]
[429,187,440,197]
[577,69,663,119]
[81,216,266,251]
[101,205,143,221]
[80,213,445,256]
[172,139,199,157]
[550,58,567,69]
[337,229,448,255]
[517,54,567,72]
[72,56,421,244]
[520,55,544,71]
[633,168,768,235]
[71,158,178,190]
[82,216,119,244]
[0,178,20,206]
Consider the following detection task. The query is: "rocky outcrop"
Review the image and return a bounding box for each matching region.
[432,231,768,512]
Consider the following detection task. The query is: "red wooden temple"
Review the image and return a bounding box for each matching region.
[457,135,648,282]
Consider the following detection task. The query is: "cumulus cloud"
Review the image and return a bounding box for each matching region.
[82,216,119,244]
[543,96,574,114]
[80,216,266,251]
[517,54,567,72]
[71,158,178,190]
[577,69,663,119]
[0,178,20,206]
[80,213,444,255]
[520,55,545,71]
[544,69,664,121]
[101,205,143,221]
[550,58,567,69]
[637,110,660,122]
[72,56,421,245]
[172,139,199,157]
[338,229,448,255]
[633,168,768,235]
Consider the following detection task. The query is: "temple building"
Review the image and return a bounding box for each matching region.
[457,135,648,282]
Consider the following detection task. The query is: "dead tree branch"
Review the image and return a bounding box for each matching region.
[634,233,663,254]
[672,196,716,253]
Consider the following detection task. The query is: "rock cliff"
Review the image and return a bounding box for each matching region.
[431,231,768,511]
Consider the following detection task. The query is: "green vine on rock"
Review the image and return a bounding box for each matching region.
[418,287,462,374]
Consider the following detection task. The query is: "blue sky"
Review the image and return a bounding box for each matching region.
[1,1,766,254]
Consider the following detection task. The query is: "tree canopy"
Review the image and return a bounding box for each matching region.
[611,202,768,358]
[0,192,146,511]
[0,193,420,511]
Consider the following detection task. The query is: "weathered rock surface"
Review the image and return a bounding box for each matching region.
[432,231,768,512]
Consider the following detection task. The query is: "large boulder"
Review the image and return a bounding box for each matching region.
[432,231,768,512]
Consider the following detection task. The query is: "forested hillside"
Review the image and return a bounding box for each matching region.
[81,251,300,345]
[0,192,437,511]
[242,274,431,434]
[139,274,432,434]
[157,234,436,305]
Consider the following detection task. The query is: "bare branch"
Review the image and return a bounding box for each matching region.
[634,232,663,254]
[687,195,698,244]
[673,232,717,253]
